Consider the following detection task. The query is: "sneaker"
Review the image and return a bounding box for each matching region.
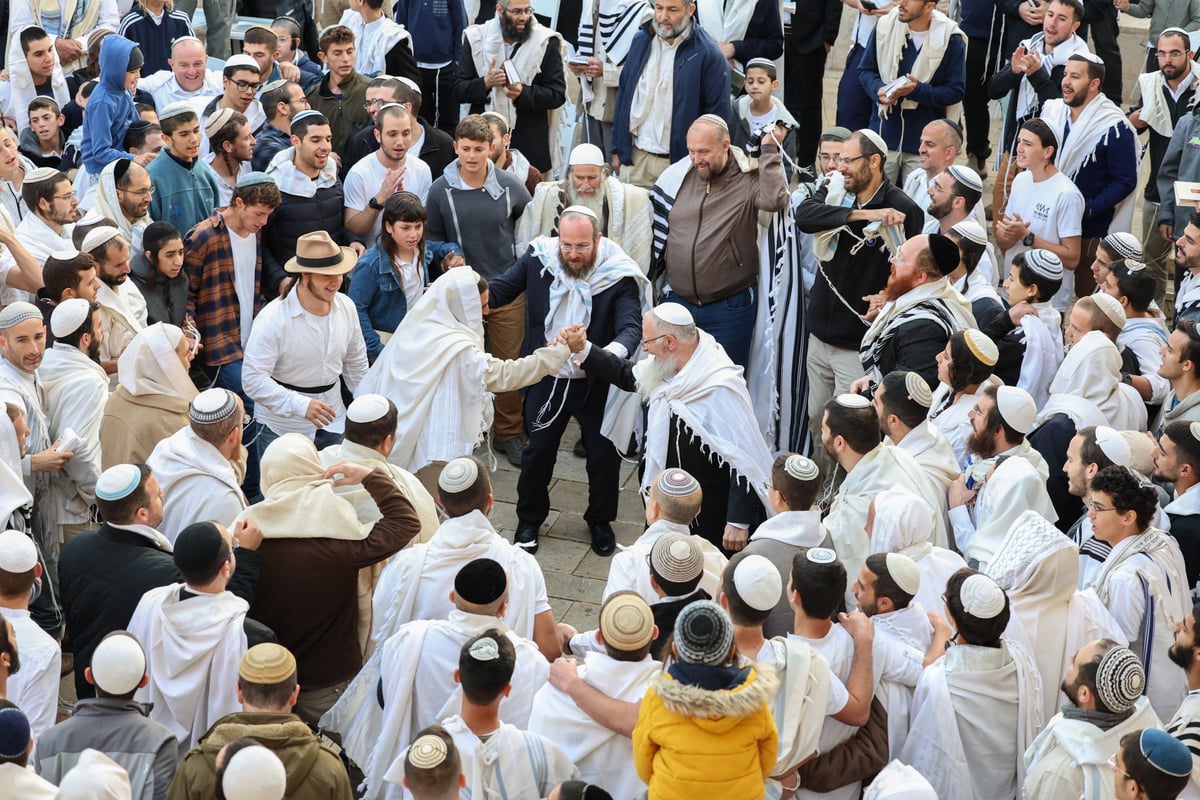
[498,437,526,467]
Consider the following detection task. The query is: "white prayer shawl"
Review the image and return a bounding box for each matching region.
[1167,692,1200,800]
[751,508,831,548]
[325,611,548,800]
[577,0,650,66]
[127,583,247,753]
[899,641,1043,800]
[1041,97,1139,235]
[319,439,439,541]
[1016,301,1063,403]
[860,278,976,384]
[696,0,755,74]
[95,279,148,367]
[761,636,833,783]
[872,9,964,118]
[794,625,859,800]
[0,411,31,528]
[534,235,650,347]
[358,268,490,473]
[0,607,60,739]
[415,717,579,800]
[603,518,728,605]
[1014,33,1090,120]
[872,604,934,755]
[0,762,56,798]
[953,454,1058,568]
[146,426,245,544]
[3,26,70,133]
[96,161,150,253]
[370,510,548,645]
[528,652,661,799]
[637,331,774,508]
[985,510,1127,721]
[964,439,1051,488]
[0,358,55,548]
[1051,331,1146,430]
[826,446,951,608]
[118,322,197,403]
[1135,68,1199,138]
[1023,697,1162,800]
[1090,529,1192,719]
[870,486,968,615]
[39,343,107,531]
[337,9,412,76]
[465,18,565,173]
[928,377,1001,469]
[893,421,960,490]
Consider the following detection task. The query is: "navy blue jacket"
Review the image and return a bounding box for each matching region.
[486,249,643,363]
[395,0,468,64]
[1063,116,1138,238]
[612,21,731,165]
[858,28,966,154]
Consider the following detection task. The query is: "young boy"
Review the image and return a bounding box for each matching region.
[80,35,145,177]
[271,16,322,90]
[731,58,799,181]
[146,103,219,234]
[20,97,67,170]
[983,248,1066,407]
[305,25,371,159]
[1104,260,1169,411]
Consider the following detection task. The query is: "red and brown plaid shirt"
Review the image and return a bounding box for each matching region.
[185,210,263,367]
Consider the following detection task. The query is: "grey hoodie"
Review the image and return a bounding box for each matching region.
[425,160,533,279]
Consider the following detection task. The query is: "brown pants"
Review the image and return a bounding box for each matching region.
[1076,238,1102,299]
[485,293,526,442]
[991,152,1024,221]
[294,680,348,733]
[416,461,447,501]
[622,147,671,190]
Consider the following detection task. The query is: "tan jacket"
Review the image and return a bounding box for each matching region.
[100,387,190,470]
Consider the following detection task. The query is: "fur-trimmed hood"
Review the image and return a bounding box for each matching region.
[652,664,779,729]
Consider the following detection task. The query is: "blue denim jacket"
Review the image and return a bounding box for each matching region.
[349,240,460,362]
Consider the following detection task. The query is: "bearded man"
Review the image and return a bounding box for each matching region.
[852,233,975,395]
[486,207,651,556]
[516,143,653,273]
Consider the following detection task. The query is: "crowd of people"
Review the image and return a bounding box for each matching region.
[0,0,1198,797]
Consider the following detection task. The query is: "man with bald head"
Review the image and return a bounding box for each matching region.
[901,119,963,225]
[139,36,224,110]
[652,115,789,369]
[486,207,649,556]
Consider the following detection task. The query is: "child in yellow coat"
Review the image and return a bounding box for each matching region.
[632,599,779,800]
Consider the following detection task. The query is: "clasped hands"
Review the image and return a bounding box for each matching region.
[552,324,588,354]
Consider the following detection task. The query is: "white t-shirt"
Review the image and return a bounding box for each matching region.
[228,227,258,348]
[748,109,778,134]
[344,151,433,245]
[1003,169,1084,312]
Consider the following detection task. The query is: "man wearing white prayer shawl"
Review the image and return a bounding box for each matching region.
[84,226,148,375]
[318,394,439,541]
[948,384,1058,568]
[370,457,561,661]
[147,389,248,545]
[0,529,61,740]
[38,299,108,543]
[820,394,949,608]
[391,631,579,799]
[867,486,967,617]
[335,3,416,79]
[94,160,152,255]
[127,521,249,756]
[1164,600,1200,800]
[1052,299,1148,431]
[984,510,1128,722]
[602,468,728,610]
[863,760,937,799]
[14,168,78,277]
[852,552,933,757]
[528,592,661,800]
[1024,640,1163,800]
[579,304,774,553]
[572,0,653,153]
[898,570,1044,800]
[927,329,1002,469]
[355,267,571,494]
[0,410,32,535]
[323,559,549,800]
[1084,465,1192,719]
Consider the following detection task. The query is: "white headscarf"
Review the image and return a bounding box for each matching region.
[0,404,31,525]
[96,160,151,252]
[117,323,197,403]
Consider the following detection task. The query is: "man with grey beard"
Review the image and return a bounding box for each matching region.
[485,208,650,557]
[516,143,654,272]
[575,303,774,555]
[454,0,566,173]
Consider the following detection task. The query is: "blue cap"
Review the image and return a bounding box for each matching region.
[0,706,29,759]
[95,464,142,502]
[1139,729,1193,778]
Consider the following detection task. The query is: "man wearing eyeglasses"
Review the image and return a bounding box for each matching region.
[195,54,266,162]
[455,0,566,174]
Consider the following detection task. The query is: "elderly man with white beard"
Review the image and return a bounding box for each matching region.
[486,207,650,557]
[516,143,653,273]
[574,302,774,555]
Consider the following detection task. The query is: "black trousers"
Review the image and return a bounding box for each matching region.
[418,64,461,136]
[964,34,1000,160]
[517,377,620,527]
[785,45,831,168]
[1078,7,1123,103]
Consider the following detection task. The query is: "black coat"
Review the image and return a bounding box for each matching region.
[261,183,347,296]
[58,523,261,699]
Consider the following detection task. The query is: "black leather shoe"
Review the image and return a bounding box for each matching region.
[515,524,539,554]
[572,438,586,458]
[588,522,616,556]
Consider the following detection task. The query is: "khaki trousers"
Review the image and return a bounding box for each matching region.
[1141,200,1174,312]
[991,152,1023,221]
[485,293,526,442]
[884,150,922,187]
[294,680,348,733]
[805,335,867,485]
[622,147,671,190]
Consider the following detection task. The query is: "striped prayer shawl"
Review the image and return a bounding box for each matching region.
[577,0,652,65]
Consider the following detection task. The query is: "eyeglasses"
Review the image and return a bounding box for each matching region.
[835,155,866,166]
[119,186,154,198]
[1107,754,1131,779]
[1156,50,1187,59]
[560,242,594,254]
[1085,499,1119,515]
[230,79,262,94]
[641,333,671,347]
[504,5,534,15]
[288,96,310,108]
[53,191,76,201]
[363,98,387,111]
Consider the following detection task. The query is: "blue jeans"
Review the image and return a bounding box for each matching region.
[256,425,344,466]
[203,359,263,502]
[663,287,758,370]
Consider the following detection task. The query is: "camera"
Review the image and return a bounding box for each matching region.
[744,119,793,158]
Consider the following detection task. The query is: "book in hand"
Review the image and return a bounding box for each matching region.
[502,60,522,84]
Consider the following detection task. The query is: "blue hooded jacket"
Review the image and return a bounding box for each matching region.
[81,35,141,175]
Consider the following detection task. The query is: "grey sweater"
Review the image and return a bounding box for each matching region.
[425,160,533,280]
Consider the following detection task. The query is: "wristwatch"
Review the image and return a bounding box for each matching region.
[1023,232,1035,247]
[368,197,385,210]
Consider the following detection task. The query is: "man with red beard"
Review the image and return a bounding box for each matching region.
[853,232,975,395]
[485,207,649,556]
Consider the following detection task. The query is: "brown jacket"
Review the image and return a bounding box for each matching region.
[100,387,191,469]
[662,141,789,304]
[248,471,421,688]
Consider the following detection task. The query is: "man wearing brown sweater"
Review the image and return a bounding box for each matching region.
[247,460,422,727]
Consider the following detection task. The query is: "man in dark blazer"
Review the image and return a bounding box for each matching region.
[486,207,645,556]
